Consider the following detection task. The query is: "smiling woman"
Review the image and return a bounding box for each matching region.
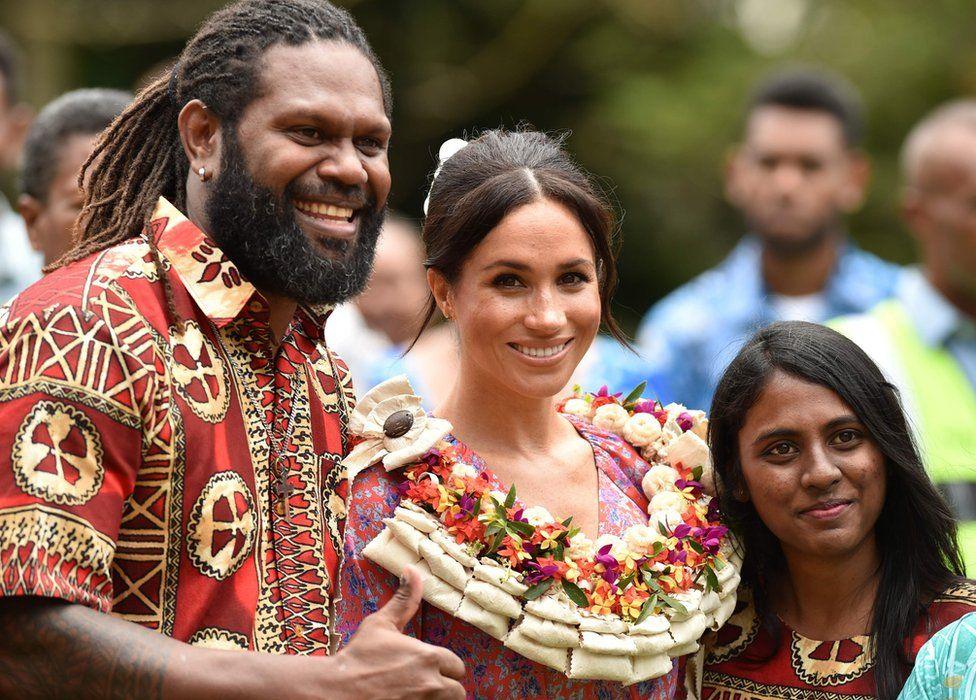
[336,129,680,698]
[696,321,975,700]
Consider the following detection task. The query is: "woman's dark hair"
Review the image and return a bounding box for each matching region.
[709,321,963,700]
[415,129,628,348]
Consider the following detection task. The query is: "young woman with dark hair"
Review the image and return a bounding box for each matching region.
[697,320,975,700]
[335,129,678,698]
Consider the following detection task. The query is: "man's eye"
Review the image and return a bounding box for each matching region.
[356,137,385,153]
[800,158,824,173]
[293,127,321,141]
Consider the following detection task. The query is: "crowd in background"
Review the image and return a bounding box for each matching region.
[0,21,974,566]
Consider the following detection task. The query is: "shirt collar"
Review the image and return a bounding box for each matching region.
[151,197,333,335]
[724,234,872,322]
[897,267,974,348]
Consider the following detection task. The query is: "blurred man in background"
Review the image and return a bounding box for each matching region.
[326,212,433,389]
[18,88,131,267]
[833,100,976,571]
[0,30,40,302]
[637,68,899,410]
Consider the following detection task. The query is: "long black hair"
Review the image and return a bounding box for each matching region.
[709,321,964,700]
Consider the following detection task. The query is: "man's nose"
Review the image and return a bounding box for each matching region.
[771,163,804,195]
[315,141,368,187]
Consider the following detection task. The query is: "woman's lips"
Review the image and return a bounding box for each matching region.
[801,499,853,520]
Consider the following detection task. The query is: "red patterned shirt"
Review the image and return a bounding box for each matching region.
[0,198,353,654]
[695,581,976,699]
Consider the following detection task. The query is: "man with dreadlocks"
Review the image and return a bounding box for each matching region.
[0,1,465,697]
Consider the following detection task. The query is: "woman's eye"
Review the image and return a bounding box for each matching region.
[766,442,796,457]
[559,271,590,285]
[831,429,861,446]
[492,274,523,288]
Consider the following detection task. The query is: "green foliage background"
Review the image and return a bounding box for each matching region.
[4,0,975,330]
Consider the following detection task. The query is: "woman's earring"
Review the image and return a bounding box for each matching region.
[197,166,210,182]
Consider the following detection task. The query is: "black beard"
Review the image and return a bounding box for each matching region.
[204,130,385,306]
[753,217,841,259]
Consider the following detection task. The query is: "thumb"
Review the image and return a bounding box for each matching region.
[376,564,423,630]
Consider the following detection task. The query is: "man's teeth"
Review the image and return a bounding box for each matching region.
[294,200,355,219]
[512,342,570,358]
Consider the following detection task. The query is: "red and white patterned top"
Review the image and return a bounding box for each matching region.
[0,197,353,654]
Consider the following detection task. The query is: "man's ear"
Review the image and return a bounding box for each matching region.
[723,145,745,207]
[900,186,929,247]
[0,103,33,170]
[839,151,871,213]
[426,268,454,320]
[17,193,43,251]
[177,99,222,180]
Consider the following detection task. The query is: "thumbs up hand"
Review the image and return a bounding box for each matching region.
[333,566,466,699]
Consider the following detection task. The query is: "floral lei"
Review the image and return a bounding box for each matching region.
[395,382,731,626]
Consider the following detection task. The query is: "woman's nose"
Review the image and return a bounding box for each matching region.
[800,445,844,491]
[523,291,566,332]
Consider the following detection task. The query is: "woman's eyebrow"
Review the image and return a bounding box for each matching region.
[481,260,530,272]
[752,427,796,445]
[824,415,860,431]
[481,258,595,272]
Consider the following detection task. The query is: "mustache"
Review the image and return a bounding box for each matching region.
[286,180,373,210]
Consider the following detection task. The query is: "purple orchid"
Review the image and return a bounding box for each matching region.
[595,543,620,583]
[706,498,721,522]
[633,399,657,414]
[458,493,477,516]
[672,523,692,539]
[524,560,561,585]
[596,385,622,399]
[677,411,695,432]
[667,547,688,564]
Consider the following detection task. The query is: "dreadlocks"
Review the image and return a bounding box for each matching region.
[64,0,391,276]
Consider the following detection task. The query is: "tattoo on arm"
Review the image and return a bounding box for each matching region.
[0,597,172,699]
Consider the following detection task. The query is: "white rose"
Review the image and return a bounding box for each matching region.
[592,403,630,434]
[650,490,687,514]
[641,464,680,499]
[664,403,687,420]
[650,508,685,531]
[622,413,662,447]
[624,524,665,556]
[562,398,593,418]
[667,431,711,472]
[522,505,555,528]
[451,462,478,479]
[690,413,709,440]
[700,463,717,496]
[567,532,595,560]
[594,534,627,559]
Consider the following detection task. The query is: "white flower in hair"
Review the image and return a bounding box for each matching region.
[423,137,469,215]
[341,375,453,480]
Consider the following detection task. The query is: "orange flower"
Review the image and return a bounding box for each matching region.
[497,536,529,568]
[620,586,650,621]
